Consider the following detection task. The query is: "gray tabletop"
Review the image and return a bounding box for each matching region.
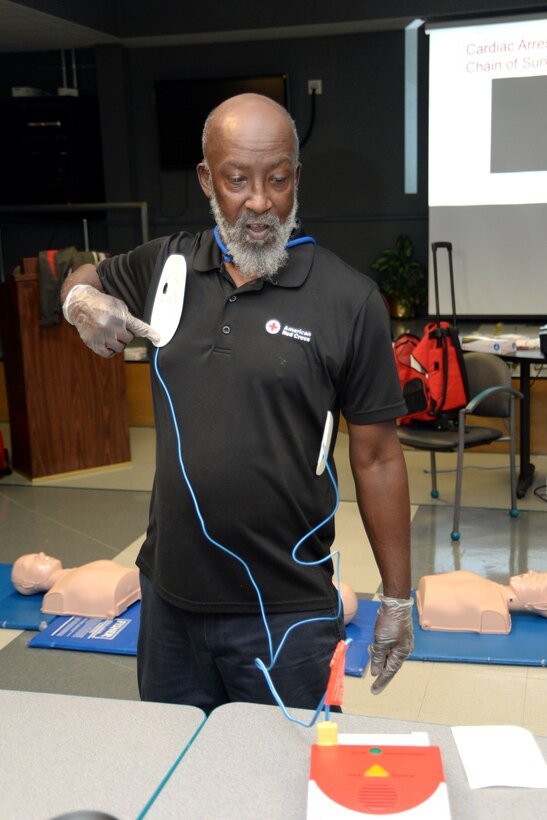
[0,689,205,820]
[145,702,547,819]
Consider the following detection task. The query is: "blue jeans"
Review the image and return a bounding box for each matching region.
[137,574,345,715]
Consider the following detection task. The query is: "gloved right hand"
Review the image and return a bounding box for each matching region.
[63,284,160,358]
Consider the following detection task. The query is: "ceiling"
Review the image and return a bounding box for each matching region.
[1,0,546,54]
[0,0,415,53]
[0,1,116,52]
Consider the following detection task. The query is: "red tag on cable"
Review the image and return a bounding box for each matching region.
[325,640,348,707]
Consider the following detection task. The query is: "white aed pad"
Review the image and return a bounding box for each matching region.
[316,411,334,476]
[149,254,187,346]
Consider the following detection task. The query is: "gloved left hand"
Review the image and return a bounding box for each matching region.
[369,595,414,695]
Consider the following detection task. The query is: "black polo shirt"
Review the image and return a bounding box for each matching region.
[98,228,406,613]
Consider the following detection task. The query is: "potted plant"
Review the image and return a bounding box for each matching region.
[371,234,427,318]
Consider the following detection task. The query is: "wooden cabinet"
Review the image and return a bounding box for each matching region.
[0,258,130,479]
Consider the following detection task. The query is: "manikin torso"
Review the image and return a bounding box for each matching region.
[416,569,547,634]
[11,552,140,619]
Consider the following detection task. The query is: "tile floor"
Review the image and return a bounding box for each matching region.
[0,423,546,735]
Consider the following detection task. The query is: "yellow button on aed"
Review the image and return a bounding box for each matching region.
[364,764,389,777]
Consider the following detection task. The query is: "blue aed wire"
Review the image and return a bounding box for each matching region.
[152,346,340,664]
[152,347,343,725]
[153,346,274,660]
[266,505,342,670]
[213,225,232,262]
[285,235,317,248]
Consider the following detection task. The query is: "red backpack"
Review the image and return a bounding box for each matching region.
[393,241,470,429]
[393,321,469,428]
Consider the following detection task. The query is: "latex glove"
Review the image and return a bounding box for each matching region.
[63,284,160,358]
[369,595,414,695]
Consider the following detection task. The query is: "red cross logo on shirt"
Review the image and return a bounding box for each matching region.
[265,319,281,334]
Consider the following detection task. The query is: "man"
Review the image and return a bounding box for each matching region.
[61,93,413,715]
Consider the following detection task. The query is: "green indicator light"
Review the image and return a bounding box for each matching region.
[370,747,382,754]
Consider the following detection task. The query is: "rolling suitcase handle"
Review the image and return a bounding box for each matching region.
[431,241,457,329]
[430,240,469,408]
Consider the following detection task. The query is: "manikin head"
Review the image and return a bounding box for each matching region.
[197,93,301,281]
[507,570,547,615]
[332,578,358,625]
[11,552,63,595]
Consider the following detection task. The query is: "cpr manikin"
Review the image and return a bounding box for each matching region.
[336,580,358,625]
[416,569,547,634]
[11,552,140,619]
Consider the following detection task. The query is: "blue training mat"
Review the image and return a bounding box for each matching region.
[27,601,140,655]
[344,592,547,677]
[0,563,56,630]
[409,590,547,666]
[345,599,379,676]
[29,598,377,669]
[27,591,546,666]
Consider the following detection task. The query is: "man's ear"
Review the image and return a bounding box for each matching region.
[197,162,213,198]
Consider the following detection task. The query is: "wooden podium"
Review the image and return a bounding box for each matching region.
[0,258,131,479]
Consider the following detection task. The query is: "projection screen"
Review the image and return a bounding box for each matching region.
[427,16,547,318]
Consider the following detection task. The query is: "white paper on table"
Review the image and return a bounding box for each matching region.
[451,725,547,789]
[338,732,429,746]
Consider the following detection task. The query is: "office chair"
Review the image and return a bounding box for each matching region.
[396,351,523,541]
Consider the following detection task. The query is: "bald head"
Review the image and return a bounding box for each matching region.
[201,93,299,167]
[196,92,301,281]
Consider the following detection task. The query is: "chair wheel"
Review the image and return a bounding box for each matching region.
[451,531,460,541]
[510,508,519,518]
[431,490,439,499]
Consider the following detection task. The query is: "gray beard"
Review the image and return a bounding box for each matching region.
[210,191,298,281]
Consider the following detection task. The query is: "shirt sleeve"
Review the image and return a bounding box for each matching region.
[340,285,407,425]
[97,237,166,319]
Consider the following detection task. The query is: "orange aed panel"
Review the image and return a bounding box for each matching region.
[308,744,450,816]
